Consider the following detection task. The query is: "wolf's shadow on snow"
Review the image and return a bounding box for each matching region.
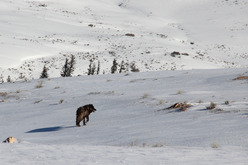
[26,126,75,133]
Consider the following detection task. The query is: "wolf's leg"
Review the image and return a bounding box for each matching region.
[76,114,83,127]
[86,116,89,123]
[83,117,86,126]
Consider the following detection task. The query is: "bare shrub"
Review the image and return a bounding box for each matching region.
[141,93,149,99]
[129,140,139,147]
[59,99,64,104]
[225,100,229,105]
[152,143,165,148]
[158,100,164,105]
[16,90,21,93]
[35,81,43,88]
[128,141,165,148]
[88,92,101,95]
[211,141,220,148]
[38,3,47,7]
[206,102,216,110]
[171,51,180,57]
[88,91,114,95]
[177,90,184,94]
[88,24,95,27]
[34,100,43,104]
[142,143,147,147]
[211,108,225,114]
[130,62,140,72]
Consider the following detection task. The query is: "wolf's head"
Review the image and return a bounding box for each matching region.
[88,104,96,112]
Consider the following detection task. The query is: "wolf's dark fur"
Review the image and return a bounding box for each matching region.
[76,104,96,127]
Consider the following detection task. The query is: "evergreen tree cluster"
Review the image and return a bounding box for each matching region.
[109,59,139,74]
[111,59,118,74]
[0,56,141,83]
[61,55,76,77]
[40,65,49,79]
[88,60,100,75]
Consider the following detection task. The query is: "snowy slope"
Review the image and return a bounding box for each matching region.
[1,69,248,164]
[1,0,248,81]
[1,0,248,164]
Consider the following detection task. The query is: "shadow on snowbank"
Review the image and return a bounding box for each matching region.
[26,126,75,133]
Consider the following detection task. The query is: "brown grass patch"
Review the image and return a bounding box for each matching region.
[211,141,220,148]
[233,75,248,80]
[166,102,192,111]
[0,92,8,97]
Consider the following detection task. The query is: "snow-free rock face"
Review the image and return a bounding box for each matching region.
[1,0,248,81]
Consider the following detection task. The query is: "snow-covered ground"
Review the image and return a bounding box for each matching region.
[1,0,248,164]
[1,0,248,80]
[1,144,248,165]
[1,68,248,164]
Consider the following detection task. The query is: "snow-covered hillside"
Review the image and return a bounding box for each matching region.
[1,0,248,80]
[1,0,248,164]
[1,69,248,164]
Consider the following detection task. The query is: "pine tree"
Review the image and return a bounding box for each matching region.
[7,75,12,83]
[91,63,96,75]
[88,61,93,75]
[68,55,76,77]
[0,74,4,84]
[111,59,118,74]
[61,58,69,77]
[40,65,49,79]
[88,59,98,75]
[119,60,126,73]
[61,55,76,77]
[125,62,129,72]
[97,60,100,75]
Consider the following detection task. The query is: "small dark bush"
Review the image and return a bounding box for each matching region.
[88,24,95,27]
[171,51,180,57]
[38,4,47,7]
[225,100,229,105]
[206,102,216,110]
[125,33,135,37]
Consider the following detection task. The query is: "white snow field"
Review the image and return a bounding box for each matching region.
[1,0,248,80]
[1,0,248,164]
[1,69,248,164]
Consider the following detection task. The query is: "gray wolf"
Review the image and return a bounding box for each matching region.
[76,104,96,126]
